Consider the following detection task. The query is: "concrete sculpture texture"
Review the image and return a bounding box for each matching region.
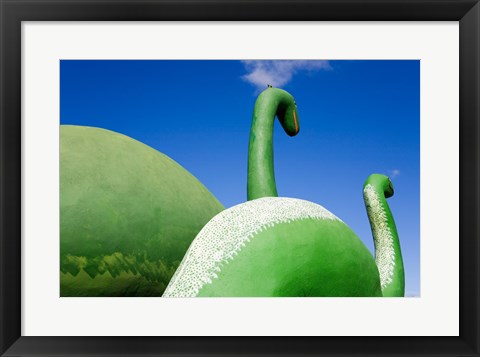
[163,87,405,297]
[60,125,224,296]
[363,173,405,296]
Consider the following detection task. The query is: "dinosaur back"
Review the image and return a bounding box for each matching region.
[60,125,224,296]
[164,197,382,297]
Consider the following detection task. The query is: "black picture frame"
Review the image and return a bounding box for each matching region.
[1,0,478,356]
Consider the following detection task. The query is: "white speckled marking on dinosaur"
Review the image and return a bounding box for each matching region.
[363,184,395,290]
[163,197,340,297]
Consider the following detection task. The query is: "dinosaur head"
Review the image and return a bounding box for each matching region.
[280,98,300,137]
[364,174,394,198]
[272,88,300,137]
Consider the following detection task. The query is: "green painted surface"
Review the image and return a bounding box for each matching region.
[247,87,299,200]
[363,174,405,297]
[163,87,405,297]
[197,218,382,297]
[60,125,224,296]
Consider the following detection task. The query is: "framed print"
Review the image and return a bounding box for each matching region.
[1,0,479,356]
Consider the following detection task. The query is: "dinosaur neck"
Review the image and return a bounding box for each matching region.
[247,94,281,200]
[363,184,405,297]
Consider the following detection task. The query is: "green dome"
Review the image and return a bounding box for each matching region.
[164,197,382,297]
[60,125,224,296]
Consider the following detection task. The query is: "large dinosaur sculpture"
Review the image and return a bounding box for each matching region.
[163,87,404,297]
[60,125,224,296]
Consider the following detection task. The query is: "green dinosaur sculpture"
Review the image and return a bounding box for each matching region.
[60,125,224,296]
[363,173,405,296]
[163,87,404,297]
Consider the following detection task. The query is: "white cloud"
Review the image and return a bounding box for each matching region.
[241,60,330,91]
[388,169,401,178]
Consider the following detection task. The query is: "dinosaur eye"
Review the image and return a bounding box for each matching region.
[388,180,394,191]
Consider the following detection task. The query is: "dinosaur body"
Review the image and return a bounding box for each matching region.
[60,125,224,296]
[164,197,382,297]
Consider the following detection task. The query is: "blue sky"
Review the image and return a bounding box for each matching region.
[60,60,420,296]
